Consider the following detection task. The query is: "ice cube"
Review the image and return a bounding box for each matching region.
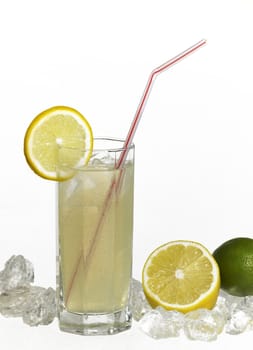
[0,255,34,294]
[63,177,79,200]
[22,286,56,326]
[225,308,251,335]
[165,309,184,336]
[139,307,184,339]
[184,308,225,341]
[218,290,252,334]
[219,289,245,310]
[89,151,115,167]
[156,307,184,337]
[129,278,152,321]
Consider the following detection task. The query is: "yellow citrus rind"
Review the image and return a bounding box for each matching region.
[24,106,93,181]
[142,240,220,313]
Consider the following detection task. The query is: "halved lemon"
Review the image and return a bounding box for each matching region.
[24,106,93,181]
[142,240,220,313]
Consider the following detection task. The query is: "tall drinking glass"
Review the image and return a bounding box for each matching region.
[56,138,134,335]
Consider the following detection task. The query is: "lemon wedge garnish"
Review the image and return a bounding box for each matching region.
[24,106,93,181]
[142,240,220,313]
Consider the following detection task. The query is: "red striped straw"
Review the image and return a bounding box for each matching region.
[116,38,207,169]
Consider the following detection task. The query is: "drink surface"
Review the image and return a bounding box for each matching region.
[58,161,134,313]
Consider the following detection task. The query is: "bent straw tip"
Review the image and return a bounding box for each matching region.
[199,38,207,45]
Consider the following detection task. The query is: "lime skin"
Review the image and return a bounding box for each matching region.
[213,237,253,296]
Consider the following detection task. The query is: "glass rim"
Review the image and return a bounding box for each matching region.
[59,136,134,153]
[92,137,134,152]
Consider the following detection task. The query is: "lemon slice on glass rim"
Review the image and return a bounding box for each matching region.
[24,106,93,181]
[142,240,220,313]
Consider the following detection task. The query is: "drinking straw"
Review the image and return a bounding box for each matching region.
[116,38,207,169]
[66,39,207,303]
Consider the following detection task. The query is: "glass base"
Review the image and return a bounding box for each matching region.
[58,308,132,336]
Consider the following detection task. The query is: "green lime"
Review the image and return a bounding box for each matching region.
[213,237,253,296]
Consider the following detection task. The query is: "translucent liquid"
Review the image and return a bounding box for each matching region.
[58,162,134,314]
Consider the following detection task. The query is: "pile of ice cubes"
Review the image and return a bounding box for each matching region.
[0,255,56,326]
[1,256,253,341]
[129,278,253,341]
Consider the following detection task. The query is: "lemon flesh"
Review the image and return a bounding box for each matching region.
[24,106,93,181]
[142,240,220,313]
[213,237,253,296]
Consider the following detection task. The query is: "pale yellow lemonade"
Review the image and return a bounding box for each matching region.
[58,160,134,314]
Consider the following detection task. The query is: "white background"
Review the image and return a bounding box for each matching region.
[1,0,253,348]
